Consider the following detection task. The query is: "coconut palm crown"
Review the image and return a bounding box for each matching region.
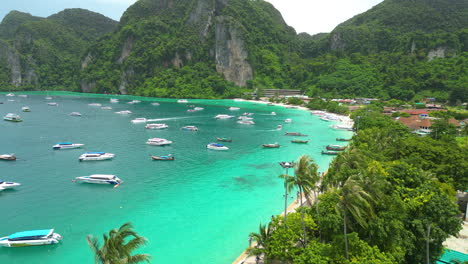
[87,222,152,264]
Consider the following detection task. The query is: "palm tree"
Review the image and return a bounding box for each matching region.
[325,148,363,189]
[87,222,152,264]
[293,155,320,246]
[335,177,374,259]
[246,223,273,261]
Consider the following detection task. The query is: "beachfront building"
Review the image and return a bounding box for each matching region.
[396,115,460,136]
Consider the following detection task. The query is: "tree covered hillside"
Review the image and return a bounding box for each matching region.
[0,9,117,90]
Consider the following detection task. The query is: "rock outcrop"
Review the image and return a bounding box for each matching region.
[214,16,252,87]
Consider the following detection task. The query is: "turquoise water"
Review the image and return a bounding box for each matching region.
[0,94,351,264]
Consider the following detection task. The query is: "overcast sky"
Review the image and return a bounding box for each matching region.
[0,0,383,35]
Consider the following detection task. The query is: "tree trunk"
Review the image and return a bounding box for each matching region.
[344,209,349,259]
[426,224,431,264]
[299,186,307,247]
[315,190,321,241]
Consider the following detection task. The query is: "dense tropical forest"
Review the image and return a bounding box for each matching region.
[246,109,467,263]
[0,0,466,103]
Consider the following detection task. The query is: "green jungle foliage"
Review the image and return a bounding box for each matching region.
[248,111,467,263]
[0,0,466,104]
[0,9,117,91]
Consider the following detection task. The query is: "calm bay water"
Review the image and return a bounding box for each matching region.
[0,94,351,264]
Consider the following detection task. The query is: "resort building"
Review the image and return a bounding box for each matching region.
[396,115,460,136]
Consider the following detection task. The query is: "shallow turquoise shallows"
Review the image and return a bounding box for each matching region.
[0,94,351,264]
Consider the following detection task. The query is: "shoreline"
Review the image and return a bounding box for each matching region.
[232,171,327,264]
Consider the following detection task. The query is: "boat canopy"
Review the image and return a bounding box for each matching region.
[9,229,53,239]
[57,142,73,145]
[209,143,224,147]
[85,152,105,154]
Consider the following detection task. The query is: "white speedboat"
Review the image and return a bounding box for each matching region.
[194,107,204,111]
[22,106,31,112]
[284,118,292,123]
[110,98,119,103]
[5,93,14,97]
[237,120,255,125]
[238,116,253,120]
[131,118,147,123]
[79,152,115,161]
[0,181,21,189]
[177,99,188,103]
[181,125,198,131]
[101,106,112,110]
[151,102,160,106]
[277,125,283,130]
[271,112,276,115]
[69,112,82,116]
[145,123,168,129]
[4,113,22,122]
[47,102,58,106]
[45,96,53,100]
[0,154,16,161]
[146,138,173,146]
[206,143,229,150]
[214,114,234,119]
[242,112,254,116]
[18,95,28,98]
[321,114,339,121]
[0,229,62,247]
[74,174,122,185]
[228,107,240,110]
[115,110,132,115]
[127,100,141,104]
[88,103,101,107]
[52,142,84,150]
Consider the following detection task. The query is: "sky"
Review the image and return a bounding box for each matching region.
[0,0,384,35]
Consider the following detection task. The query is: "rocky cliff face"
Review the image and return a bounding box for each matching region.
[0,40,22,86]
[214,16,252,86]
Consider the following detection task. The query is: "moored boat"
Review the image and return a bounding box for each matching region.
[151,155,175,161]
[326,145,346,151]
[146,138,173,146]
[214,114,234,119]
[262,143,280,148]
[238,116,253,120]
[336,138,351,141]
[101,106,112,110]
[193,107,204,111]
[74,174,122,185]
[78,152,115,161]
[45,96,53,100]
[47,102,58,106]
[3,113,22,122]
[291,139,309,144]
[151,102,160,106]
[321,150,339,155]
[277,125,282,130]
[69,112,82,116]
[229,107,240,111]
[145,123,168,129]
[237,120,255,125]
[0,154,16,161]
[131,118,147,123]
[115,110,132,115]
[110,98,119,103]
[177,99,188,103]
[22,106,31,112]
[271,112,276,115]
[52,142,84,150]
[217,137,232,142]
[88,103,101,107]
[0,181,21,189]
[284,118,292,123]
[284,132,308,136]
[206,143,229,150]
[181,126,198,131]
[0,229,62,247]
[5,93,14,97]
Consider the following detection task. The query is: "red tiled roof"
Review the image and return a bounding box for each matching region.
[396,116,461,130]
